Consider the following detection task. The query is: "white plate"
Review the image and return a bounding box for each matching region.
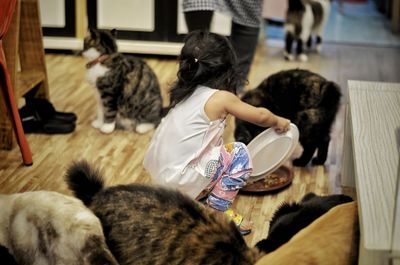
[247,123,299,183]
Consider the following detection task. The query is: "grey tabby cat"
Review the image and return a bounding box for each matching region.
[66,160,262,265]
[284,0,331,62]
[0,191,118,265]
[83,28,163,134]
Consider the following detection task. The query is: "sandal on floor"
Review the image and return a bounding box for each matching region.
[224,209,252,236]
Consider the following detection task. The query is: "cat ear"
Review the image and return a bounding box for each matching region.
[110,29,117,37]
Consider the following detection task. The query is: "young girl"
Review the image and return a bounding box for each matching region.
[144,30,290,235]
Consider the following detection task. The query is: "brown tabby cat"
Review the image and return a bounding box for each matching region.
[83,28,163,134]
[235,69,341,167]
[66,160,261,265]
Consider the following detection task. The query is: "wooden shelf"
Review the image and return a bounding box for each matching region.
[0,0,49,150]
[16,70,46,98]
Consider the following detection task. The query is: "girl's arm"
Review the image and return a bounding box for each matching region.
[205,91,291,133]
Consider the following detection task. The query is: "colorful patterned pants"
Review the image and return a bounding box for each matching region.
[205,142,253,211]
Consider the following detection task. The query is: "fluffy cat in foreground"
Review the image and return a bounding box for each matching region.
[82,28,163,134]
[256,202,359,265]
[0,191,118,265]
[284,0,331,62]
[256,192,354,253]
[66,160,261,265]
[235,69,341,167]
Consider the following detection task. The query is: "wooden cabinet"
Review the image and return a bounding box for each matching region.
[39,0,231,55]
[39,0,85,50]
[87,0,231,55]
[341,80,400,265]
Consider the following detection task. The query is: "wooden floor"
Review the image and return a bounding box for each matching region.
[1,42,399,247]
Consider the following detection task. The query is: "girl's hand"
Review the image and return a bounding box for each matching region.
[274,117,291,134]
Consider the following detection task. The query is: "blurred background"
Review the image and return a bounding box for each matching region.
[39,0,400,53]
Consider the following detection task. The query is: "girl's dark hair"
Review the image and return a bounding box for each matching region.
[168,30,247,107]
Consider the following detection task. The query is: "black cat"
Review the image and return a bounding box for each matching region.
[235,69,341,166]
[256,192,354,254]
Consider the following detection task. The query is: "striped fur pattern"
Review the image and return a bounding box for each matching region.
[0,191,118,265]
[66,161,261,265]
[235,69,341,167]
[83,28,163,134]
[284,0,331,62]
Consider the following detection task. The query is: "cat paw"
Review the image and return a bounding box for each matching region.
[91,119,103,129]
[316,44,322,53]
[100,123,116,134]
[283,51,295,61]
[298,54,308,62]
[311,157,326,165]
[292,158,309,167]
[136,123,155,134]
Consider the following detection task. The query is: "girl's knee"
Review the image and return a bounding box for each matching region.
[231,143,252,164]
[233,141,247,150]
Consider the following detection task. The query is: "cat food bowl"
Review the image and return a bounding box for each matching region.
[241,165,293,193]
[247,123,299,183]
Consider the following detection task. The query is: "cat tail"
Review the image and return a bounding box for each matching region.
[65,160,105,206]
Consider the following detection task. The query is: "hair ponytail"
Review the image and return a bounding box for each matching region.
[169,30,246,108]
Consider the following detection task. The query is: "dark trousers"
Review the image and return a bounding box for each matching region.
[184,11,259,91]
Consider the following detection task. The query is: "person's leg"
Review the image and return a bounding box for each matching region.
[184,10,213,32]
[204,142,253,235]
[229,22,260,92]
[206,142,252,211]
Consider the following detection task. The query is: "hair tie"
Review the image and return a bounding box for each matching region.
[194,58,198,63]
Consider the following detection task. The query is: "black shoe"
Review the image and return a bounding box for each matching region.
[19,105,76,134]
[25,97,77,123]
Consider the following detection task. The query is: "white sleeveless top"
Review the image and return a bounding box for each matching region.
[143,86,226,198]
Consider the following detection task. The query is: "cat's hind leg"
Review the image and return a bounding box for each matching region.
[312,138,330,165]
[283,31,295,61]
[296,40,308,62]
[314,0,331,53]
[116,116,154,134]
[306,35,313,50]
[136,123,155,134]
[297,4,313,62]
[311,26,324,53]
[315,35,323,53]
[293,143,317,167]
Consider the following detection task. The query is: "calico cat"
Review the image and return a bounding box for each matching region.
[255,192,353,254]
[82,28,163,134]
[0,191,118,265]
[66,160,261,265]
[235,69,342,167]
[284,0,331,62]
